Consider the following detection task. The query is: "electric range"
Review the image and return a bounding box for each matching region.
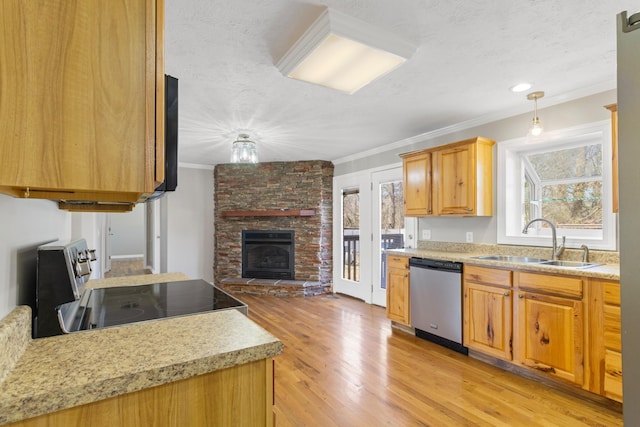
[57,279,248,333]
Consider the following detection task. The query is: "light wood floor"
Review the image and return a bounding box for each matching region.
[239,293,622,427]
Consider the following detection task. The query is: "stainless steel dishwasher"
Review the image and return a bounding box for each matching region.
[409,257,467,354]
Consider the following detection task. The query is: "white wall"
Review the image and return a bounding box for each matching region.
[165,166,214,282]
[109,204,145,257]
[0,195,71,319]
[334,90,617,246]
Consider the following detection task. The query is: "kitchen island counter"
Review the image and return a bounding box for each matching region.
[0,274,283,426]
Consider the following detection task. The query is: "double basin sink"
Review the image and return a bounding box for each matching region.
[472,255,602,269]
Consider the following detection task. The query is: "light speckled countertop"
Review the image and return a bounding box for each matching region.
[0,273,283,426]
[386,245,620,281]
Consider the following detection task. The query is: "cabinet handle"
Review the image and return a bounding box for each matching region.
[404,274,408,278]
[466,208,473,212]
[503,291,510,296]
[518,294,524,299]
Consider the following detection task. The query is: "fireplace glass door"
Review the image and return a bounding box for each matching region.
[242,230,294,279]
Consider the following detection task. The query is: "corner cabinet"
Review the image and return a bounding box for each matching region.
[0,0,165,210]
[463,265,513,361]
[400,137,495,217]
[386,255,411,326]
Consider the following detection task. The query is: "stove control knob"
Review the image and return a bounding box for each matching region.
[88,249,97,261]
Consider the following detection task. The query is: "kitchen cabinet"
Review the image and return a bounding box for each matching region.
[0,0,165,210]
[6,358,275,427]
[463,265,513,360]
[605,104,619,213]
[386,255,410,326]
[403,151,432,215]
[587,278,622,402]
[513,272,584,386]
[400,137,495,217]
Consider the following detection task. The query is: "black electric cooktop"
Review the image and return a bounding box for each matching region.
[57,279,248,333]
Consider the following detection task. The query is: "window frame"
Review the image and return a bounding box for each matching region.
[497,121,616,251]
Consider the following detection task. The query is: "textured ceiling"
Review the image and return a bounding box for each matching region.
[165,0,636,166]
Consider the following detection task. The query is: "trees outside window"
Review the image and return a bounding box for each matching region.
[498,122,616,250]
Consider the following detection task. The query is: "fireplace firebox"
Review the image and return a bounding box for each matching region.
[242,230,294,279]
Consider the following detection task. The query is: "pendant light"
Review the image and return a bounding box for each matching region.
[527,91,544,137]
[230,134,258,164]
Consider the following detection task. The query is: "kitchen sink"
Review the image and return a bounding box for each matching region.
[538,260,603,269]
[472,255,549,263]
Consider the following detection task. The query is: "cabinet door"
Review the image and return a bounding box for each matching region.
[433,143,475,215]
[0,0,162,199]
[402,152,431,216]
[514,291,583,385]
[463,282,512,360]
[386,267,410,326]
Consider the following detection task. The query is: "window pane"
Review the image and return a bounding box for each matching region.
[541,181,603,230]
[342,191,360,282]
[380,181,404,290]
[527,144,602,181]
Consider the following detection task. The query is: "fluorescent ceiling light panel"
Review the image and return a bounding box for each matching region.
[276,8,416,94]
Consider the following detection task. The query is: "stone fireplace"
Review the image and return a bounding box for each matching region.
[214,161,333,296]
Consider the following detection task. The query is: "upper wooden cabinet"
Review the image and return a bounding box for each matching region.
[0,0,165,208]
[604,104,618,213]
[400,137,495,217]
[403,151,432,215]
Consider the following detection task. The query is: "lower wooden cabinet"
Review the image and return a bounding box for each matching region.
[463,266,513,360]
[514,290,584,385]
[464,266,623,402]
[587,278,623,402]
[513,272,584,386]
[386,255,410,326]
[7,358,276,427]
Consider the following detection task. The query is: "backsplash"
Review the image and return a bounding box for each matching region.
[417,241,619,265]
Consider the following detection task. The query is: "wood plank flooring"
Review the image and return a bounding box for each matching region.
[239,293,622,427]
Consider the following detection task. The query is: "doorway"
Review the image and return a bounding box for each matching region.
[333,165,415,305]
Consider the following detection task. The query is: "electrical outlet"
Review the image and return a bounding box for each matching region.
[422,229,431,240]
[466,232,474,243]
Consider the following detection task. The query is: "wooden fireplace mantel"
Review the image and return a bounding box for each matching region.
[221,209,315,218]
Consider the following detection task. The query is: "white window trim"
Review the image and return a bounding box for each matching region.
[497,120,616,251]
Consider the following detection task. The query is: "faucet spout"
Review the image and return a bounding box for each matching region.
[522,218,565,260]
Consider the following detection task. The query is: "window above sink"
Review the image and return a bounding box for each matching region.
[497,121,616,251]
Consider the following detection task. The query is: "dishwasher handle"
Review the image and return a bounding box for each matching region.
[409,257,462,273]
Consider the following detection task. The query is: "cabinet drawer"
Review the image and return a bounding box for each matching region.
[603,282,620,306]
[604,349,623,402]
[515,272,582,299]
[604,305,621,352]
[387,255,409,270]
[464,265,512,287]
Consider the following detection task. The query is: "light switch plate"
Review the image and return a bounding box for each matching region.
[466,232,474,243]
[422,229,431,240]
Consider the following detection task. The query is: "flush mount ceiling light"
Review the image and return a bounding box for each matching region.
[527,91,545,137]
[276,8,416,94]
[230,134,258,164]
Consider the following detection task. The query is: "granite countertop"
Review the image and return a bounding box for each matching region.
[386,246,620,281]
[0,274,283,426]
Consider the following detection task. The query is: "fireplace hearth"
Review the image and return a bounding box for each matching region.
[242,230,294,280]
[214,161,333,296]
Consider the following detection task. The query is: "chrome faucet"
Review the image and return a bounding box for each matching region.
[522,218,565,260]
[580,244,589,263]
